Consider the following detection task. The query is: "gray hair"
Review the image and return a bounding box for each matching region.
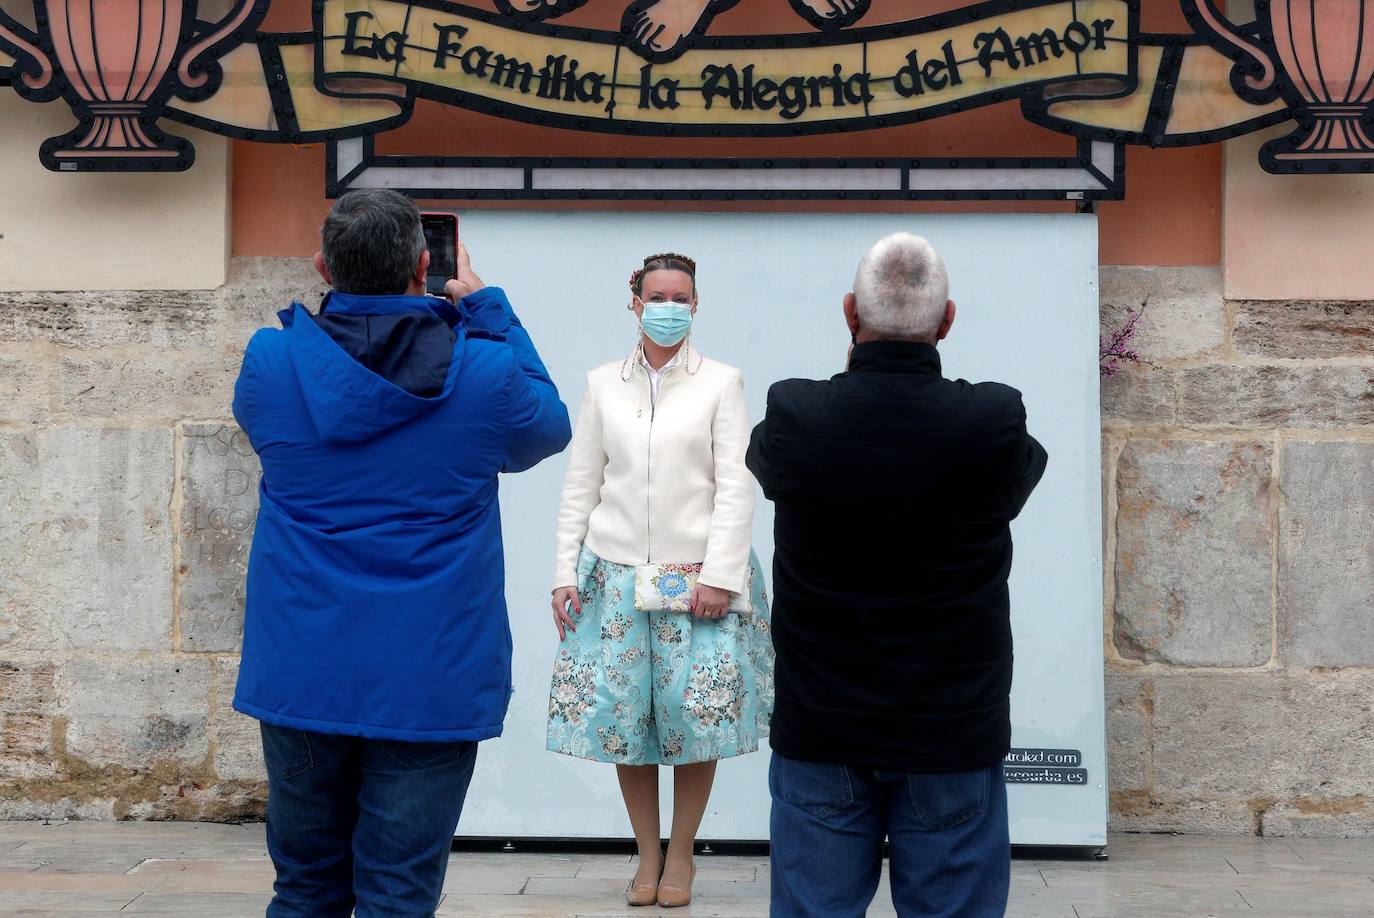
[852,233,950,342]
[321,189,426,296]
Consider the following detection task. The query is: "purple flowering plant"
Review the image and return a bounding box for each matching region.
[1100,298,1148,378]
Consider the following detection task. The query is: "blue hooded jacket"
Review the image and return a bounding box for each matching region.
[231,287,571,742]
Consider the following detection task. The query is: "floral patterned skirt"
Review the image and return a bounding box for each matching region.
[546,546,774,766]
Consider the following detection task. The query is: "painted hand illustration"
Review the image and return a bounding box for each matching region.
[789,0,873,31]
[494,0,872,61]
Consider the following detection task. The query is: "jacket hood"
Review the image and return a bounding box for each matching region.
[280,295,467,443]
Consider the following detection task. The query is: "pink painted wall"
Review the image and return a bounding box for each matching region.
[1225,126,1374,300]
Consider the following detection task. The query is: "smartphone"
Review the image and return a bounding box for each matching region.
[420,211,459,296]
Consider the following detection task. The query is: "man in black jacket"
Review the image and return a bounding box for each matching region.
[747,232,1047,918]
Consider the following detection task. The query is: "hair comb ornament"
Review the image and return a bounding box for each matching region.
[628,253,696,295]
[643,252,697,273]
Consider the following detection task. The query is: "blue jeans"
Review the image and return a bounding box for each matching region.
[769,753,1009,918]
[260,723,478,918]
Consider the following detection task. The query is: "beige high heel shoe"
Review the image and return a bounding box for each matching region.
[657,865,696,908]
[627,880,659,907]
[626,860,662,907]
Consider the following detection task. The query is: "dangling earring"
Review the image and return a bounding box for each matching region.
[622,313,646,382]
[633,312,647,359]
[631,299,646,355]
[683,330,698,376]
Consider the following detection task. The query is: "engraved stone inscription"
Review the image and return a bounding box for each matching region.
[179,424,260,652]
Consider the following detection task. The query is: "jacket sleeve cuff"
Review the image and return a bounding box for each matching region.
[460,286,515,335]
[552,560,579,591]
[697,564,748,596]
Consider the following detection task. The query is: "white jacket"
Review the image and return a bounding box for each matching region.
[552,345,755,594]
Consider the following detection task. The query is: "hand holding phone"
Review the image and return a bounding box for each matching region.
[443,242,485,304]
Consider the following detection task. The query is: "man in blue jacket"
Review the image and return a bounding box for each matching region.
[231,189,571,917]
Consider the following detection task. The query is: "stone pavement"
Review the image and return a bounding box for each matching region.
[0,822,1372,917]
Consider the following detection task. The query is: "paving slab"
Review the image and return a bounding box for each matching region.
[0,889,140,912]
[0,825,1373,916]
[523,875,763,899]
[437,894,774,917]
[126,857,275,893]
[120,891,273,915]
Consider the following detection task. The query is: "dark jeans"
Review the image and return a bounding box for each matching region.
[260,722,478,918]
[769,753,1009,918]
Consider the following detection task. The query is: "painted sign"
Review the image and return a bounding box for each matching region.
[1003,748,1089,785]
[1,0,1371,188]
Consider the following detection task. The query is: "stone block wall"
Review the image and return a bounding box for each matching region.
[0,258,1370,834]
[0,259,325,820]
[1101,267,1374,838]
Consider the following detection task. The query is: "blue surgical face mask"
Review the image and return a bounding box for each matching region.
[639,301,694,347]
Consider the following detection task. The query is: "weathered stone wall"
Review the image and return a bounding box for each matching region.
[0,258,1369,834]
[1101,267,1374,838]
[0,259,325,820]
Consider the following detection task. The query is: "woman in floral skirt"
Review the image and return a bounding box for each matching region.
[547,252,773,908]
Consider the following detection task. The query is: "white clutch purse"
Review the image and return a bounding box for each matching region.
[633,563,751,616]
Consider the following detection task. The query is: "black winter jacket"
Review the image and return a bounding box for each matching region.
[746,341,1048,772]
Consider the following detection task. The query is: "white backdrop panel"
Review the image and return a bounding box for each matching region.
[454,211,1105,847]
